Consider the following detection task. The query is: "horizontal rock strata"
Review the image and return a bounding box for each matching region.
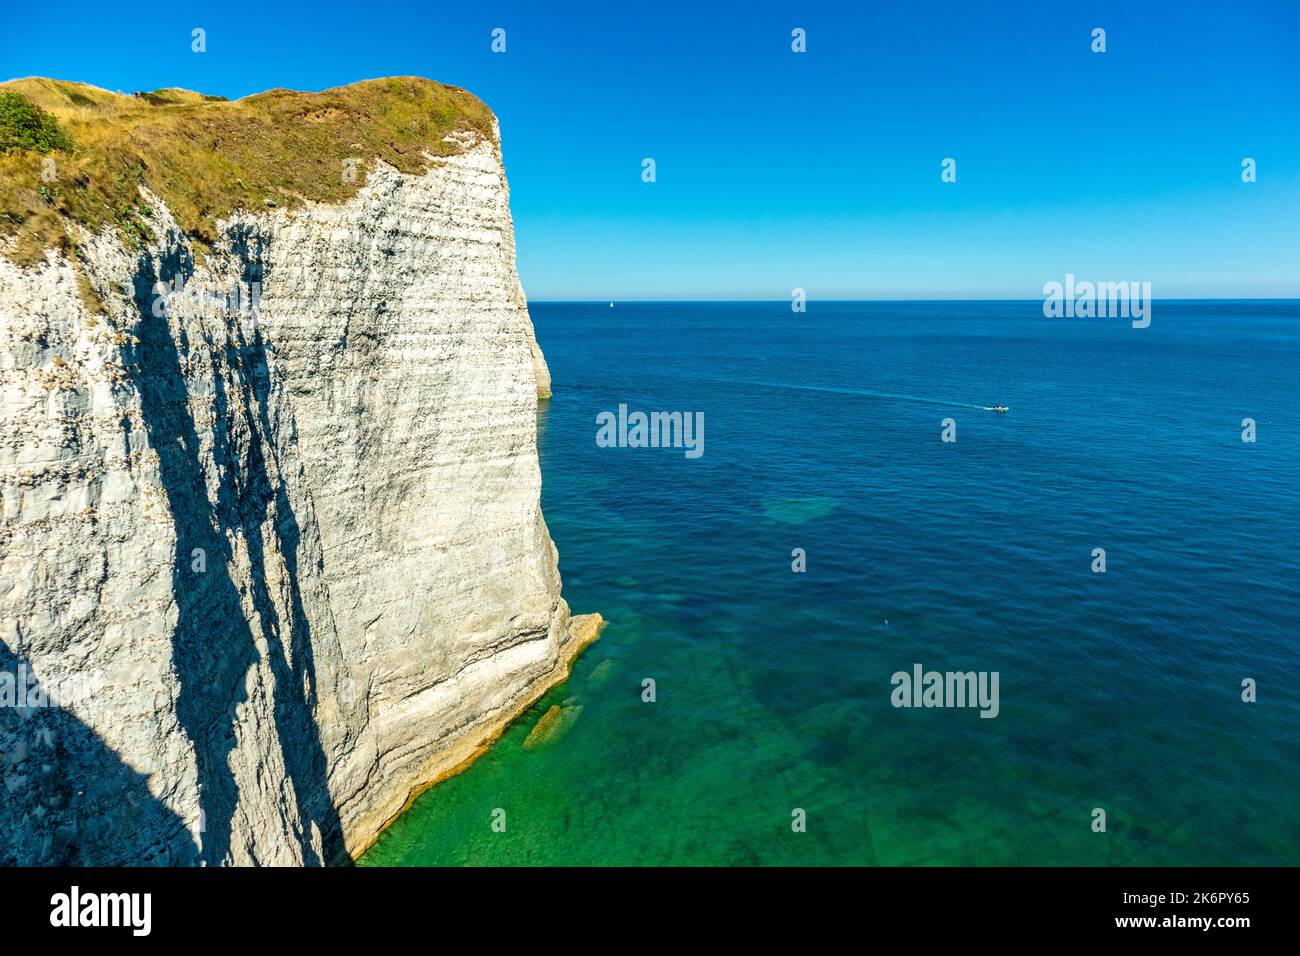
[0,109,596,864]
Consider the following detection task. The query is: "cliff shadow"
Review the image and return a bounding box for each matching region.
[0,640,199,865]
[227,235,349,865]
[127,238,347,865]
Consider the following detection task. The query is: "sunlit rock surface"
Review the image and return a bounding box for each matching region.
[0,132,596,865]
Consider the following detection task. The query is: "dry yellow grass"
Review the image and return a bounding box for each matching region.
[0,76,496,266]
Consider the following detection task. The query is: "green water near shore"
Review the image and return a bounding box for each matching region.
[359,301,1300,866]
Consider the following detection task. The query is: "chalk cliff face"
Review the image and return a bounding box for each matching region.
[0,96,598,864]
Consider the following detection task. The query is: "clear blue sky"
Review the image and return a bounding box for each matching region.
[3,0,1297,299]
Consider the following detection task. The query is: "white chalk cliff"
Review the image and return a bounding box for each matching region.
[0,103,599,864]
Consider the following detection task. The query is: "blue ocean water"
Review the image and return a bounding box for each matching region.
[361,300,1300,866]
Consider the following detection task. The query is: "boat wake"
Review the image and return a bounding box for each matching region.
[713,378,998,412]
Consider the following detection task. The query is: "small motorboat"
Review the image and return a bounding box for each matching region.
[991,405,1010,413]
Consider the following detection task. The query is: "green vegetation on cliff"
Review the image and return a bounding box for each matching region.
[0,76,497,265]
[0,91,73,154]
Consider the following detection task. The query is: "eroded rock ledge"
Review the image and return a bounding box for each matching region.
[0,79,595,865]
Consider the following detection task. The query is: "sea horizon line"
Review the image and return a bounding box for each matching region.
[527,296,1300,304]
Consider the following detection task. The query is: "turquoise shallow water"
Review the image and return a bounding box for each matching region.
[360,301,1300,866]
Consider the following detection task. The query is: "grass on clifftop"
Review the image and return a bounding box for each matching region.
[0,76,497,266]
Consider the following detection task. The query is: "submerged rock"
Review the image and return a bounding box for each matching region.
[587,658,617,688]
[760,496,840,524]
[523,701,584,750]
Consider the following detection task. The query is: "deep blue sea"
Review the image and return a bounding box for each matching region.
[361,300,1300,866]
